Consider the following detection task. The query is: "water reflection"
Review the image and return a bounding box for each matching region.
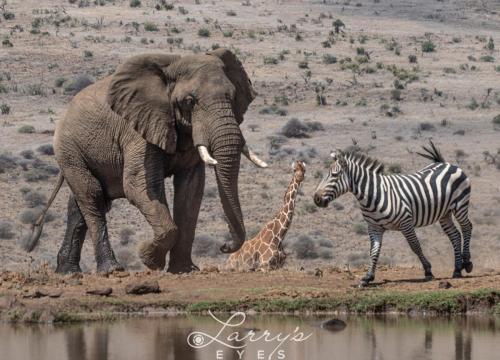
[0,315,499,360]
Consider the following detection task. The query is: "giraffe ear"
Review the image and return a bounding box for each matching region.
[291,161,296,170]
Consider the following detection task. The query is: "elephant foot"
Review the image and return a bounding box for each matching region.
[96,259,124,274]
[167,261,200,274]
[139,240,167,271]
[55,261,82,274]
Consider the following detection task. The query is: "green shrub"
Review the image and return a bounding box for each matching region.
[23,191,46,208]
[422,40,436,52]
[466,98,479,110]
[83,50,93,59]
[37,144,54,156]
[63,74,93,95]
[3,11,15,20]
[19,208,55,225]
[20,150,35,159]
[419,122,436,131]
[226,10,236,16]
[0,103,10,114]
[391,89,402,101]
[388,163,402,174]
[2,39,13,47]
[54,77,66,87]
[0,221,15,239]
[353,223,367,235]
[493,114,500,127]
[18,125,35,134]
[408,54,417,63]
[322,54,337,64]
[263,57,278,65]
[223,31,233,37]
[479,55,495,62]
[198,28,210,37]
[298,61,308,69]
[129,0,141,7]
[144,22,158,31]
[292,235,318,259]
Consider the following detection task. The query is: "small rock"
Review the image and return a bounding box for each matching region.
[321,319,347,332]
[23,288,62,299]
[86,287,113,296]
[125,280,160,295]
[113,272,130,278]
[438,281,452,289]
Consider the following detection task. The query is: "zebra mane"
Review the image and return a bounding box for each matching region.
[343,151,385,174]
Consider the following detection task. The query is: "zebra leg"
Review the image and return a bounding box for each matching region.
[454,208,473,273]
[439,214,464,278]
[400,223,434,280]
[360,226,385,286]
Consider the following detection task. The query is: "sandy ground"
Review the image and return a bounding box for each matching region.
[0,0,499,277]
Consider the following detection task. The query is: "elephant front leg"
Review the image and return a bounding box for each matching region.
[56,195,87,274]
[168,162,205,274]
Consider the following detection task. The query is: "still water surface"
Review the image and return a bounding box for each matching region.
[0,315,499,360]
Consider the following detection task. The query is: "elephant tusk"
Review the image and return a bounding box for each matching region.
[242,144,268,168]
[198,146,218,166]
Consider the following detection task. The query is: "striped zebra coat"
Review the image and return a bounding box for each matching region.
[314,141,473,286]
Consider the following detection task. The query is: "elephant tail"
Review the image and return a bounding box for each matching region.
[25,173,64,252]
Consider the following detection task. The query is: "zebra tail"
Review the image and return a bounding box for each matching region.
[416,140,446,163]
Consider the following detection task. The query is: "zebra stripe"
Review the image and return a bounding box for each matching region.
[314,143,473,285]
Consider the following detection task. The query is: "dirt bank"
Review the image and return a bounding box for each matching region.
[1,267,500,322]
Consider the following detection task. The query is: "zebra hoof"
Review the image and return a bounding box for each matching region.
[452,271,462,279]
[463,262,473,273]
[361,273,374,283]
[358,281,369,288]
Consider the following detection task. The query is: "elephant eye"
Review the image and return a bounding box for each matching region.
[183,95,195,109]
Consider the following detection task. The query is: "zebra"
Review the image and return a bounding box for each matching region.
[313,141,473,286]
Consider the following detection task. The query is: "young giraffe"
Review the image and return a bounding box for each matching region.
[226,161,306,271]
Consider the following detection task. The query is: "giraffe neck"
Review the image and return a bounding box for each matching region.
[268,175,301,246]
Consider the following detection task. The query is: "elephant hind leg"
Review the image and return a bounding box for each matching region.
[56,195,87,274]
[64,167,123,274]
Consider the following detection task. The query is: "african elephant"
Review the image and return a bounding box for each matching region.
[27,48,268,274]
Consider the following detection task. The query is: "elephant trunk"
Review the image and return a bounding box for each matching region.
[192,102,246,253]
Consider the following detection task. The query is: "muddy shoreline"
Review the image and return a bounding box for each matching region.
[1,267,500,323]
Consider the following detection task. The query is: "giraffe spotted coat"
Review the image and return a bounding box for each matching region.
[226,161,305,271]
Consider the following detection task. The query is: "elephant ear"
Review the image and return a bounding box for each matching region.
[207,48,256,124]
[107,54,180,153]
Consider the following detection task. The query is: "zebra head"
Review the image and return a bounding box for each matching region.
[313,150,350,208]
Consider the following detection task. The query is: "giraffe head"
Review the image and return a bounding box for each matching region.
[291,160,306,183]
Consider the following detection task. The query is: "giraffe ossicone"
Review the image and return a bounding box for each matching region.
[225,160,306,271]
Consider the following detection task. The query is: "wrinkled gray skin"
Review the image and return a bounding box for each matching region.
[32,49,260,274]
